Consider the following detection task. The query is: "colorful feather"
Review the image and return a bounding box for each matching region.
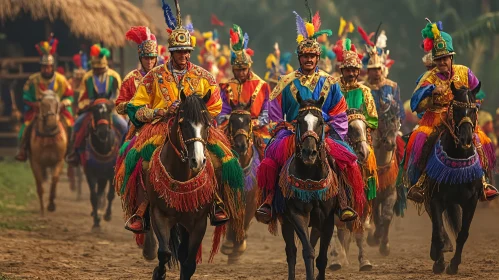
[81,53,89,70]
[338,17,346,36]
[312,29,332,39]
[185,22,194,33]
[100,48,111,58]
[231,24,244,51]
[357,26,374,46]
[421,23,435,39]
[73,54,82,68]
[245,48,254,56]
[332,40,344,62]
[343,38,352,51]
[312,11,321,32]
[229,29,239,46]
[305,22,315,38]
[280,52,292,66]
[49,37,58,54]
[431,23,440,38]
[436,21,443,31]
[423,38,434,52]
[266,53,277,69]
[243,33,249,49]
[296,34,304,43]
[305,0,313,22]
[161,0,177,30]
[90,44,101,57]
[125,26,148,45]
[293,11,308,38]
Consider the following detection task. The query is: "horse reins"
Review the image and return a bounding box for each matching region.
[442,97,477,148]
[295,106,325,158]
[167,109,209,162]
[229,109,254,146]
[347,113,368,145]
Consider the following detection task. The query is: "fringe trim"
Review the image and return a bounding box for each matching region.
[209,225,227,263]
[377,155,399,191]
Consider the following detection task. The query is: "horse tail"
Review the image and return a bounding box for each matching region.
[444,204,462,238]
[168,224,181,268]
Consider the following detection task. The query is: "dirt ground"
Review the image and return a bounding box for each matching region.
[2,177,499,280]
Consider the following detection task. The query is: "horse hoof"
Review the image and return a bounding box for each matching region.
[91,225,101,233]
[236,239,247,253]
[221,240,234,255]
[433,261,446,274]
[379,243,390,256]
[152,266,166,280]
[328,263,342,271]
[104,212,112,222]
[359,260,373,271]
[47,203,56,212]
[446,264,458,275]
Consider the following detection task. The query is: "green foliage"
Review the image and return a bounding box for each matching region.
[0,160,35,215]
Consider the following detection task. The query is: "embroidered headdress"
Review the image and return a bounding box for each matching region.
[125,26,158,57]
[294,1,333,56]
[332,38,363,69]
[421,18,455,59]
[89,44,111,68]
[162,0,196,52]
[35,34,58,65]
[229,24,254,69]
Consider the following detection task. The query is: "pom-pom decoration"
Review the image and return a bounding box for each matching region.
[423,38,434,52]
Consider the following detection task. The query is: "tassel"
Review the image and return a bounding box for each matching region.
[209,225,226,263]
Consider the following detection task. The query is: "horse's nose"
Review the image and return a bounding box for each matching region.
[235,142,248,154]
[189,156,207,172]
[302,148,318,162]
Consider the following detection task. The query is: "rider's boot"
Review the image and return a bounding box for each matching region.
[481,175,499,201]
[125,201,149,233]
[15,124,32,162]
[255,189,274,224]
[65,130,80,166]
[210,194,229,226]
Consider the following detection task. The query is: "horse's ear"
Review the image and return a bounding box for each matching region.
[180,90,187,102]
[450,81,457,95]
[317,96,325,107]
[471,81,481,97]
[202,90,211,104]
[296,92,303,105]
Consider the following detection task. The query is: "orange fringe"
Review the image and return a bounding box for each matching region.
[377,156,399,191]
[365,146,378,187]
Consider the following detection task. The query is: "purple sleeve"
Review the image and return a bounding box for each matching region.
[468,68,479,90]
[268,97,284,123]
[327,112,348,140]
[216,88,232,125]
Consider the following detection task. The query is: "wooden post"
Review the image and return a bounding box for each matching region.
[119,47,125,77]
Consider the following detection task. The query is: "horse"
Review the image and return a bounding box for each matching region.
[420,82,484,275]
[28,90,68,215]
[280,94,339,280]
[143,91,228,280]
[367,98,401,256]
[329,108,373,271]
[82,98,119,230]
[220,100,259,264]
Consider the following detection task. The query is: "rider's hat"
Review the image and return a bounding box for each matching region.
[35,34,58,66]
[421,18,455,60]
[229,24,254,69]
[161,0,196,52]
[89,44,111,68]
[294,2,332,57]
[125,26,158,58]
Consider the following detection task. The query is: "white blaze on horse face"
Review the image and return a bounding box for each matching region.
[238,117,244,123]
[304,112,318,132]
[99,104,107,114]
[190,122,205,166]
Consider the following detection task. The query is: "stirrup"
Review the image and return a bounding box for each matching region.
[255,204,272,224]
[339,207,358,222]
[407,186,425,204]
[125,214,147,234]
[210,202,229,226]
[482,183,499,201]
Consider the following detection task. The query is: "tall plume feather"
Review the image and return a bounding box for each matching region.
[174,0,182,27]
[312,11,321,32]
[125,26,148,45]
[293,11,308,38]
[357,26,374,46]
[161,0,177,29]
[243,33,249,49]
[305,0,313,22]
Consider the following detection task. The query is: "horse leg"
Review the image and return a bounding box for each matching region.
[379,187,397,256]
[180,218,207,280]
[104,175,115,222]
[429,198,446,274]
[150,206,173,280]
[447,198,478,275]
[86,174,100,230]
[281,219,297,280]
[442,223,454,253]
[289,212,314,280]
[143,225,158,261]
[68,166,76,192]
[47,161,64,212]
[355,229,372,271]
[316,212,335,280]
[31,162,45,216]
[329,222,348,271]
[76,166,83,201]
[367,196,381,247]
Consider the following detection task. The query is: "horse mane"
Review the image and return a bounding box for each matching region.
[179,95,211,124]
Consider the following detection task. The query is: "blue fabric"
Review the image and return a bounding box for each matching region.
[73,112,88,132]
[411,84,434,112]
[112,114,128,136]
[371,84,405,121]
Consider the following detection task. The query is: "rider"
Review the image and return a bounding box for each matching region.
[115,26,158,129]
[333,37,379,200]
[66,44,127,166]
[263,43,294,90]
[15,35,74,162]
[121,0,230,232]
[217,24,272,159]
[406,19,498,202]
[255,8,364,224]
[363,31,405,125]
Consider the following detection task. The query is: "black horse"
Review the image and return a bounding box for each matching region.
[83,99,118,230]
[280,94,339,280]
[423,82,483,275]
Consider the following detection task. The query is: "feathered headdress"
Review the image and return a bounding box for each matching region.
[35,33,59,65]
[294,1,332,56]
[89,44,111,68]
[264,42,294,83]
[338,17,355,38]
[161,0,195,52]
[72,51,88,78]
[332,38,363,69]
[421,18,455,59]
[229,24,254,69]
[125,26,158,57]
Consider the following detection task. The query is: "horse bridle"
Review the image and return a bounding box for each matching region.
[295,106,325,157]
[444,96,477,148]
[168,108,209,162]
[228,109,253,145]
[38,94,60,121]
[347,113,368,146]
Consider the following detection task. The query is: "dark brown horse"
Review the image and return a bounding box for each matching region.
[143,91,224,280]
[83,99,118,230]
[422,82,483,275]
[280,95,339,280]
[220,101,259,264]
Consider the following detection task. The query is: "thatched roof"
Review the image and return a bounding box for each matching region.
[0,0,158,47]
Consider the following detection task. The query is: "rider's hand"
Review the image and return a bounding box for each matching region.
[432,85,445,95]
[154,108,167,118]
